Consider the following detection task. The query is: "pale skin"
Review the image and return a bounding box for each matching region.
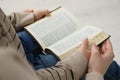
[24,9,114,76]
[77,38,114,76]
[23,9,50,21]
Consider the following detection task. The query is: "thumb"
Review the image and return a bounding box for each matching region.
[33,9,50,21]
[91,43,100,55]
[23,9,34,12]
[40,9,50,16]
[80,38,89,50]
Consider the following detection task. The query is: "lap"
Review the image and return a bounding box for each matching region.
[17,31,120,80]
[17,31,59,70]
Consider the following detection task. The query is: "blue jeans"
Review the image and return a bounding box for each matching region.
[17,31,59,70]
[104,61,120,80]
[18,31,120,80]
[81,61,120,80]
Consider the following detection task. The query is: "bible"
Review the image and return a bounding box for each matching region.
[24,7,110,59]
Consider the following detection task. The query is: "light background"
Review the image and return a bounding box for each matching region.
[1,0,120,64]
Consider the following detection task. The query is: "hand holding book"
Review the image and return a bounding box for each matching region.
[25,7,110,59]
[88,39,114,75]
[33,9,50,21]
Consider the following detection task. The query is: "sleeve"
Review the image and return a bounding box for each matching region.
[85,72,104,80]
[36,51,88,80]
[8,12,34,31]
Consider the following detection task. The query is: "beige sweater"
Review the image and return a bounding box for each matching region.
[0,8,103,80]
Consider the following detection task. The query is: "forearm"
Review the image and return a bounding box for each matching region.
[8,12,34,31]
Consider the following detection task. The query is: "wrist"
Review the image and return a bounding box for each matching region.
[78,50,90,61]
[86,72,104,80]
[88,68,104,76]
[76,50,89,61]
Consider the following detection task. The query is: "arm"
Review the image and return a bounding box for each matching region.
[0,47,88,80]
[36,39,90,80]
[8,9,50,32]
[8,12,34,31]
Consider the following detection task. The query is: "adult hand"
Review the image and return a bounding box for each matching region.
[77,38,90,61]
[33,10,50,21]
[23,9,50,21]
[88,39,114,75]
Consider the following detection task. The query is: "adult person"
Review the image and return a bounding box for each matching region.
[0,7,120,80]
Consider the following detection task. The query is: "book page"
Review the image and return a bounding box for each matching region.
[46,26,109,58]
[25,7,81,50]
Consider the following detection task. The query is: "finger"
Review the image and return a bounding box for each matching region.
[101,41,106,52]
[23,9,34,12]
[102,39,113,54]
[102,39,114,59]
[101,39,112,53]
[91,43,100,55]
[105,39,113,51]
[80,38,89,50]
[41,9,50,16]
[33,10,49,21]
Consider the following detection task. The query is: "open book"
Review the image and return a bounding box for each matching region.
[24,7,110,59]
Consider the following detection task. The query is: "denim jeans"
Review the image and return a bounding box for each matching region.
[17,31,59,70]
[81,61,120,80]
[104,61,120,80]
[18,31,120,80]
